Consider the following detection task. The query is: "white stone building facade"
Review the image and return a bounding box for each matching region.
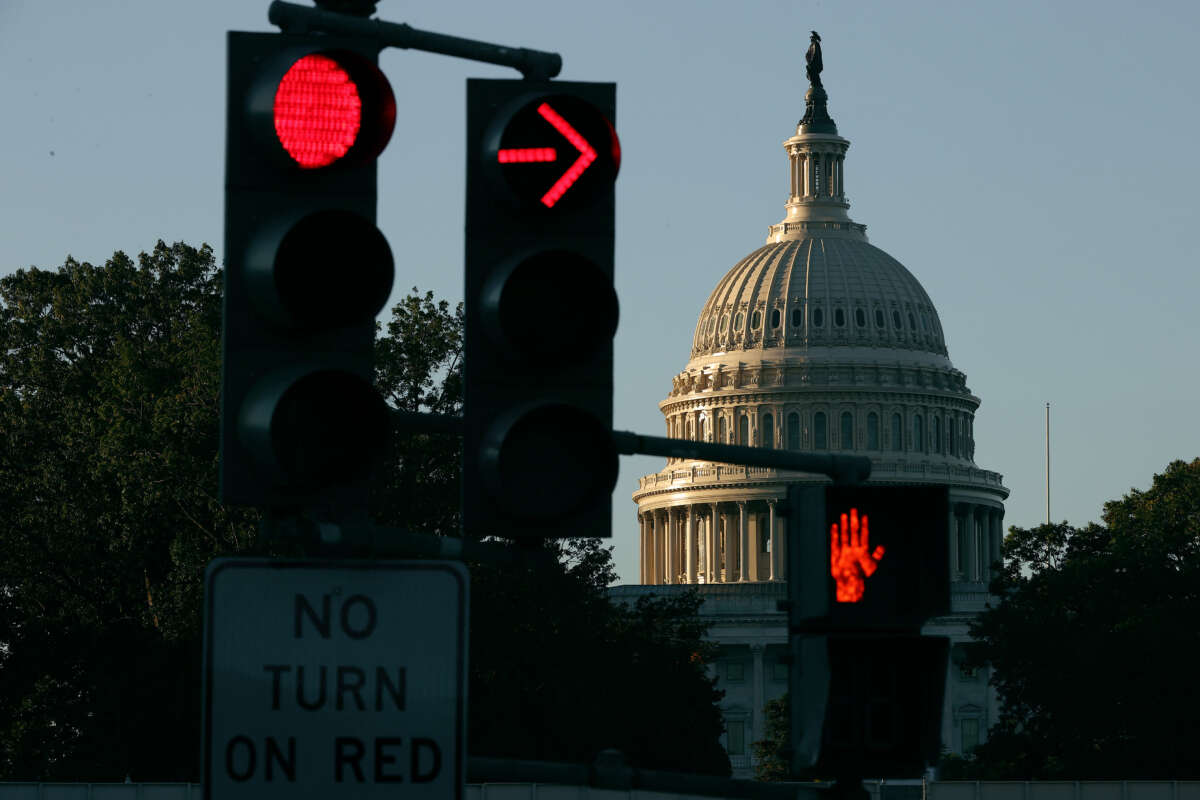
[615,75,1007,779]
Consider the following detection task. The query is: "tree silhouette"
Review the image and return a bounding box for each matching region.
[0,243,729,779]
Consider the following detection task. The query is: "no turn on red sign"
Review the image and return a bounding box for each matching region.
[202,559,467,800]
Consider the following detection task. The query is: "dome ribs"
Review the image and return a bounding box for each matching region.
[686,237,953,368]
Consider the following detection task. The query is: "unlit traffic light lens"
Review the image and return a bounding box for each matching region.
[486,250,618,360]
[273,209,394,330]
[270,369,389,487]
[482,403,618,521]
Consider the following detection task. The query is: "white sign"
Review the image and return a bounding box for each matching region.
[203,558,467,800]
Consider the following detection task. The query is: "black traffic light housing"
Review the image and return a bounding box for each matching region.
[462,79,620,540]
[785,484,951,778]
[221,32,395,515]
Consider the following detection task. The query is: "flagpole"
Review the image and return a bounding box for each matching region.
[1045,402,1051,525]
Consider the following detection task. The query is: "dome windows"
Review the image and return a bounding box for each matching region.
[734,312,745,331]
[791,307,803,327]
[812,307,824,327]
[813,412,827,449]
[787,412,800,449]
[891,413,903,451]
[854,308,866,328]
[834,308,846,328]
[874,308,885,328]
[921,311,930,332]
[867,412,880,450]
[719,315,729,334]
[840,411,854,450]
[908,312,917,330]
[770,308,781,329]
[751,310,762,330]
[892,310,902,329]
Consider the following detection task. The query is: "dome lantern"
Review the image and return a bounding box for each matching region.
[771,32,860,242]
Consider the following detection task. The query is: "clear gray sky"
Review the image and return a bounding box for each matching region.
[3,0,1198,585]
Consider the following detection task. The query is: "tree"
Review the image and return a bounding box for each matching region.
[0,243,254,779]
[752,694,790,781]
[371,289,463,537]
[963,459,1200,779]
[0,244,730,779]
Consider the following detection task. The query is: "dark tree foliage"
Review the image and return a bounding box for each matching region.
[958,459,1200,779]
[752,694,790,781]
[0,247,729,779]
[0,243,255,780]
[371,289,464,536]
[471,547,729,774]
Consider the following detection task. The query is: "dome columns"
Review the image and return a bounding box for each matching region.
[949,502,1005,585]
[638,498,788,585]
[782,132,851,229]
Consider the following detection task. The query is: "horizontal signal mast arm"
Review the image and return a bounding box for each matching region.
[268,1,562,80]
[389,412,870,484]
[611,430,872,485]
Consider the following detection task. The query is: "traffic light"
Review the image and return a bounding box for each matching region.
[462,79,620,539]
[785,485,951,778]
[221,32,396,515]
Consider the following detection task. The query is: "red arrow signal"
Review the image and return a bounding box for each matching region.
[534,103,597,207]
[497,102,600,208]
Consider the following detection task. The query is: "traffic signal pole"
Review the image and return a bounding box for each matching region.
[268,0,563,79]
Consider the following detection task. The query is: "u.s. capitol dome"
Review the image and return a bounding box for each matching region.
[613,43,1007,775]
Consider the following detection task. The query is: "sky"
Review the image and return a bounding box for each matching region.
[3,0,1198,585]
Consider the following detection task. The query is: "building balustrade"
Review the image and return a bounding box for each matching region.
[637,460,1004,492]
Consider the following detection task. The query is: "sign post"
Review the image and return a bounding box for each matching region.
[203,559,467,800]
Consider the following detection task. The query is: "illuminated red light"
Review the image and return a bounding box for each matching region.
[274,54,362,169]
[498,147,557,163]
[536,103,596,208]
[830,508,885,603]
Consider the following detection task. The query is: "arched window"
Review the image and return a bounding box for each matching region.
[840,411,854,450]
[949,418,956,456]
[735,312,745,331]
[913,414,924,453]
[814,412,827,450]
[718,416,728,444]
[791,307,803,327]
[762,413,774,449]
[738,413,749,446]
[874,308,885,328]
[933,415,941,453]
[751,310,762,330]
[813,307,824,327]
[892,309,902,329]
[855,308,866,328]
[787,412,800,450]
[908,312,916,330]
[771,308,781,329]
[867,412,879,450]
[891,413,903,451]
[834,308,846,327]
[719,315,729,333]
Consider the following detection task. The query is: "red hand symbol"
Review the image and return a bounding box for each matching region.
[830,508,885,603]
